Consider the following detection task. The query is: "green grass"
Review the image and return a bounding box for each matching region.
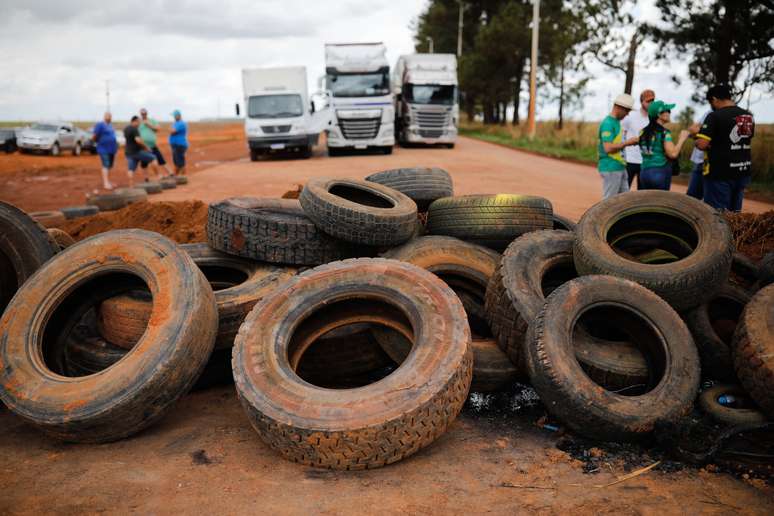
[459,127,598,164]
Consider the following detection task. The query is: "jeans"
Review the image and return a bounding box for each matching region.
[98,152,115,169]
[126,150,156,172]
[639,165,672,190]
[686,162,703,199]
[703,176,751,212]
[141,146,167,168]
[600,170,629,199]
[626,162,641,189]
[171,144,187,168]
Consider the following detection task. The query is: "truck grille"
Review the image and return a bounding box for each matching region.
[261,125,291,134]
[339,118,380,140]
[416,110,449,138]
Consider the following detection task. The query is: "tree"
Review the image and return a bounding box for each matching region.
[676,105,696,127]
[652,0,774,100]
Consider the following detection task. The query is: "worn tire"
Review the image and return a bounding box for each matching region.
[64,325,127,375]
[365,167,453,211]
[730,252,760,292]
[683,283,751,381]
[698,384,767,426]
[47,228,76,250]
[174,175,189,185]
[573,191,733,311]
[0,201,59,315]
[0,229,218,442]
[525,275,700,441]
[207,198,362,266]
[61,205,99,219]
[233,258,473,470]
[159,177,177,189]
[732,284,774,418]
[98,243,296,350]
[113,187,148,204]
[30,210,66,228]
[86,192,129,211]
[300,178,418,246]
[135,182,163,194]
[552,213,576,232]
[759,252,774,288]
[426,194,553,250]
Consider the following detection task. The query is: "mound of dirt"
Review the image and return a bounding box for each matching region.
[60,201,208,244]
[725,210,774,261]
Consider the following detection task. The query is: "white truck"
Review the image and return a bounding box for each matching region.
[323,43,394,155]
[242,66,321,160]
[392,54,458,148]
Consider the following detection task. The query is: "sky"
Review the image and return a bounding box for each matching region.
[0,0,772,124]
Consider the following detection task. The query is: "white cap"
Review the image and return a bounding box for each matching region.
[613,93,635,110]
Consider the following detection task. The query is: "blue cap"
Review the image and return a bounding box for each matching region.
[172,109,181,117]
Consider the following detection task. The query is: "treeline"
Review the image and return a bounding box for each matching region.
[413,0,774,126]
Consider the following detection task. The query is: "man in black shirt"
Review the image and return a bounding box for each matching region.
[124,116,159,187]
[694,84,755,212]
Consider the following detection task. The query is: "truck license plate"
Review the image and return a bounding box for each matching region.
[270,143,285,150]
[354,144,367,149]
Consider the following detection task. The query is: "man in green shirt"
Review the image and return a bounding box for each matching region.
[139,108,173,177]
[598,93,640,199]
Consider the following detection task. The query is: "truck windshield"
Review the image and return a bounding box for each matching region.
[327,72,390,98]
[248,94,304,119]
[404,84,456,105]
[30,124,58,132]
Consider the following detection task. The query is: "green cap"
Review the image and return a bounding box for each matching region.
[647,100,676,118]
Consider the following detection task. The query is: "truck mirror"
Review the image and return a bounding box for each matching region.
[235,103,240,116]
[310,102,316,114]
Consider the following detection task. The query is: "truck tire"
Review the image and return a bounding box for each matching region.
[698,384,767,426]
[299,178,418,247]
[301,145,313,159]
[0,229,218,442]
[159,177,177,189]
[47,228,76,250]
[380,236,517,392]
[233,258,473,469]
[72,142,81,156]
[86,192,129,211]
[365,167,454,210]
[64,325,127,375]
[730,252,760,292]
[250,149,260,161]
[207,198,362,265]
[174,175,188,185]
[135,182,163,194]
[733,284,774,418]
[759,252,774,288]
[0,201,59,314]
[552,213,576,232]
[30,210,66,228]
[525,275,700,441]
[683,283,751,381]
[97,243,296,350]
[573,191,733,311]
[50,142,60,156]
[426,194,553,250]
[382,146,393,155]
[113,187,148,204]
[61,205,99,219]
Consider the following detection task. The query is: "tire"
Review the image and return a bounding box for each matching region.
[380,235,517,392]
[97,243,296,350]
[207,198,362,266]
[30,210,66,228]
[365,168,454,211]
[64,325,126,375]
[683,283,751,381]
[86,193,129,211]
[113,187,148,204]
[0,229,218,442]
[573,191,734,311]
[135,182,163,194]
[573,332,649,392]
[159,177,177,189]
[445,143,455,149]
[730,252,760,292]
[382,146,393,155]
[250,149,260,161]
[47,228,76,250]
[61,205,99,219]
[72,142,81,156]
[426,194,553,250]
[698,384,767,426]
[299,178,418,247]
[552,213,576,232]
[174,175,188,185]
[525,275,700,441]
[0,201,59,314]
[759,252,774,288]
[50,142,60,156]
[232,258,473,470]
[300,145,312,159]
[732,284,774,418]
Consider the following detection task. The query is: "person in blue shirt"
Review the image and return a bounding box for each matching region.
[92,112,118,190]
[169,110,188,176]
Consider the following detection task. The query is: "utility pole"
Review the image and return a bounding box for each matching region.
[426,37,434,54]
[457,1,464,57]
[105,80,110,112]
[526,0,540,140]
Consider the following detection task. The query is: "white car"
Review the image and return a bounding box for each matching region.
[18,122,88,156]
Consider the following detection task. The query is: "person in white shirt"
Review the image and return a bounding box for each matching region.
[621,89,656,190]
[686,110,712,199]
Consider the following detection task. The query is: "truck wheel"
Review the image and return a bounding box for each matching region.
[232,258,472,469]
[50,142,60,156]
[382,146,393,155]
[445,143,455,149]
[250,149,260,161]
[301,145,312,159]
[72,142,82,156]
[365,167,453,211]
[733,284,774,418]
[328,147,342,157]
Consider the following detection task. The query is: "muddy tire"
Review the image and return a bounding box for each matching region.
[207,198,362,266]
[61,205,99,219]
[525,275,700,441]
[98,243,296,350]
[0,201,59,315]
[381,236,517,392]
[135,182,163,194]
[573,191,733,311]
[159,177,177,189]
[233,258,473,470]
[759,252,774,288]
[552,213,576,231]
[174,175,188,185]
[426,194,553,250]
[113,187,148,204]
[730,252,760,292]
[86,192,129,211]
[365,167,453,211]
[683,283,751,381]
[0,229,218,442]
[30,210,66,228]
[47,228,76,250]
[732,284,774,418]
[64,325,126,375]
[574,333,649,392]
[299,178,418,246]
[698,384,767,426]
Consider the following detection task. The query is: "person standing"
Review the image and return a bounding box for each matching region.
[92,112,118,190]
[598,93,640,199]
[169,109,188,176]
[124,116,159,187]
[139,108,173,177]
[638,100,690,191]
[621,89,655,189]
[686,110,712,199]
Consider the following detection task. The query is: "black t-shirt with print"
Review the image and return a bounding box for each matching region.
[124,125,142,156]
[697,105,755,180]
